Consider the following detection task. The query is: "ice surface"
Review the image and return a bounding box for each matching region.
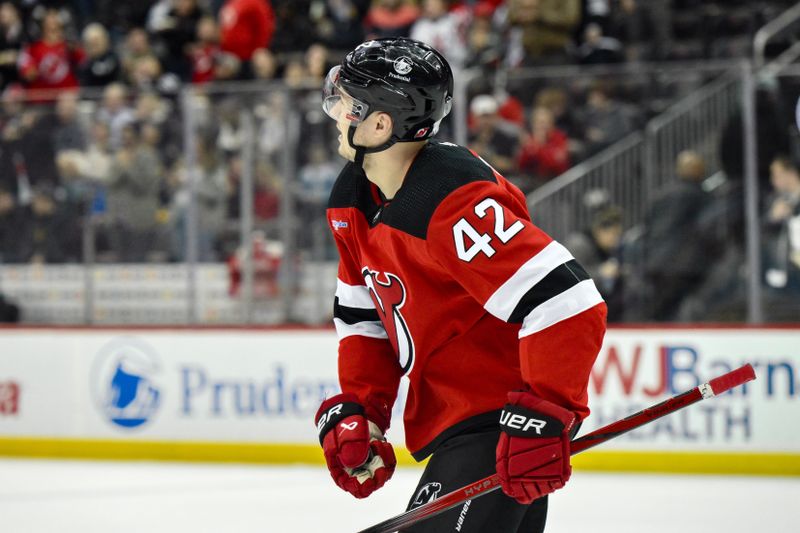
[0,459,797,532]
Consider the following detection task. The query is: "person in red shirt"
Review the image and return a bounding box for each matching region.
[218,0,274,63]
[517,106,570,190]
[189,16,220,84]
[17,10,83,100]
[314,38,606,532]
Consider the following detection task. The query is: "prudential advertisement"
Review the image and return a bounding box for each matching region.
[0,328,797,457]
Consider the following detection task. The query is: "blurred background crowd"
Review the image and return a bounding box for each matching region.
[0,0,799,325]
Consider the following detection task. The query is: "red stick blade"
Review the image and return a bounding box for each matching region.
[708,364,756,395]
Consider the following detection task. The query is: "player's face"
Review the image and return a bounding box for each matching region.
[331,93,360,160]
[328,92,371,161]
[322,66,372,161]
[333,110,392,162]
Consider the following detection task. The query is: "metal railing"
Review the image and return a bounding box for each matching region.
[754,1,800,68]
[643,70,741,195]
[527,132,645,242]
[522,63,740,237]
[523,61,765,322]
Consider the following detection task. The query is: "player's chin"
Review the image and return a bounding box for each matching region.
[337,143,355,161]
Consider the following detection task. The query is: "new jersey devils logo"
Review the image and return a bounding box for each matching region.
[362,267,415,375]
[412,482,442,508]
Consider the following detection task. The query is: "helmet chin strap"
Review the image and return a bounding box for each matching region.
[347,125,398,167]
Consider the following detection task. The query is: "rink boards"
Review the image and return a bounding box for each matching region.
[0,326,798,475]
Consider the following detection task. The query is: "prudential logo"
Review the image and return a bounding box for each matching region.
[92,338,162,429]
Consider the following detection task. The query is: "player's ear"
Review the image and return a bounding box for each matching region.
[373,112,393,144]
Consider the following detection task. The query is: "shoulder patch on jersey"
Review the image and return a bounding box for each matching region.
[381,142,498,239]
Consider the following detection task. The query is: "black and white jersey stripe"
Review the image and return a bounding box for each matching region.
[484,241,604,337]
[333,279,388,340]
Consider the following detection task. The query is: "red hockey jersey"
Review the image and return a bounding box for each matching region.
[327,141,606,460]
[18,40,82,94]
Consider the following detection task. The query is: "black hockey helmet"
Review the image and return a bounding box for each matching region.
[322,38,454,160]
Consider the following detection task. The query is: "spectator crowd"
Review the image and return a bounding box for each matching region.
[0,0,798,323]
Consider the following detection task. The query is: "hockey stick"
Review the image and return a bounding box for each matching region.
[357,363,756,533]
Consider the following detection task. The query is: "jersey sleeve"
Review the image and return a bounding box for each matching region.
[426,180,607,420]
[329,216,402,432]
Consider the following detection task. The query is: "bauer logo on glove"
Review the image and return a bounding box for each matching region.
[496,391,577,504]
[499,404,571,438]
[316,400,363,438]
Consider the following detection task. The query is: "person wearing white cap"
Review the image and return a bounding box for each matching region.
[467,94,521,176]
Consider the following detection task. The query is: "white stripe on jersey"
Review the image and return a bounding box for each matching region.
[336,279,376,309]
[518,279,604,338]
[334,317,389,340]
[484,241,575,321]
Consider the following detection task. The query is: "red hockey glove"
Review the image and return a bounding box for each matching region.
[315,393,396,499]
[495,391,576,504]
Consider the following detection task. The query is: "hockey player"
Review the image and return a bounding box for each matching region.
[314,38,607,532]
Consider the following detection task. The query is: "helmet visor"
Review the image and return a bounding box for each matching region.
[322,66,370,124]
